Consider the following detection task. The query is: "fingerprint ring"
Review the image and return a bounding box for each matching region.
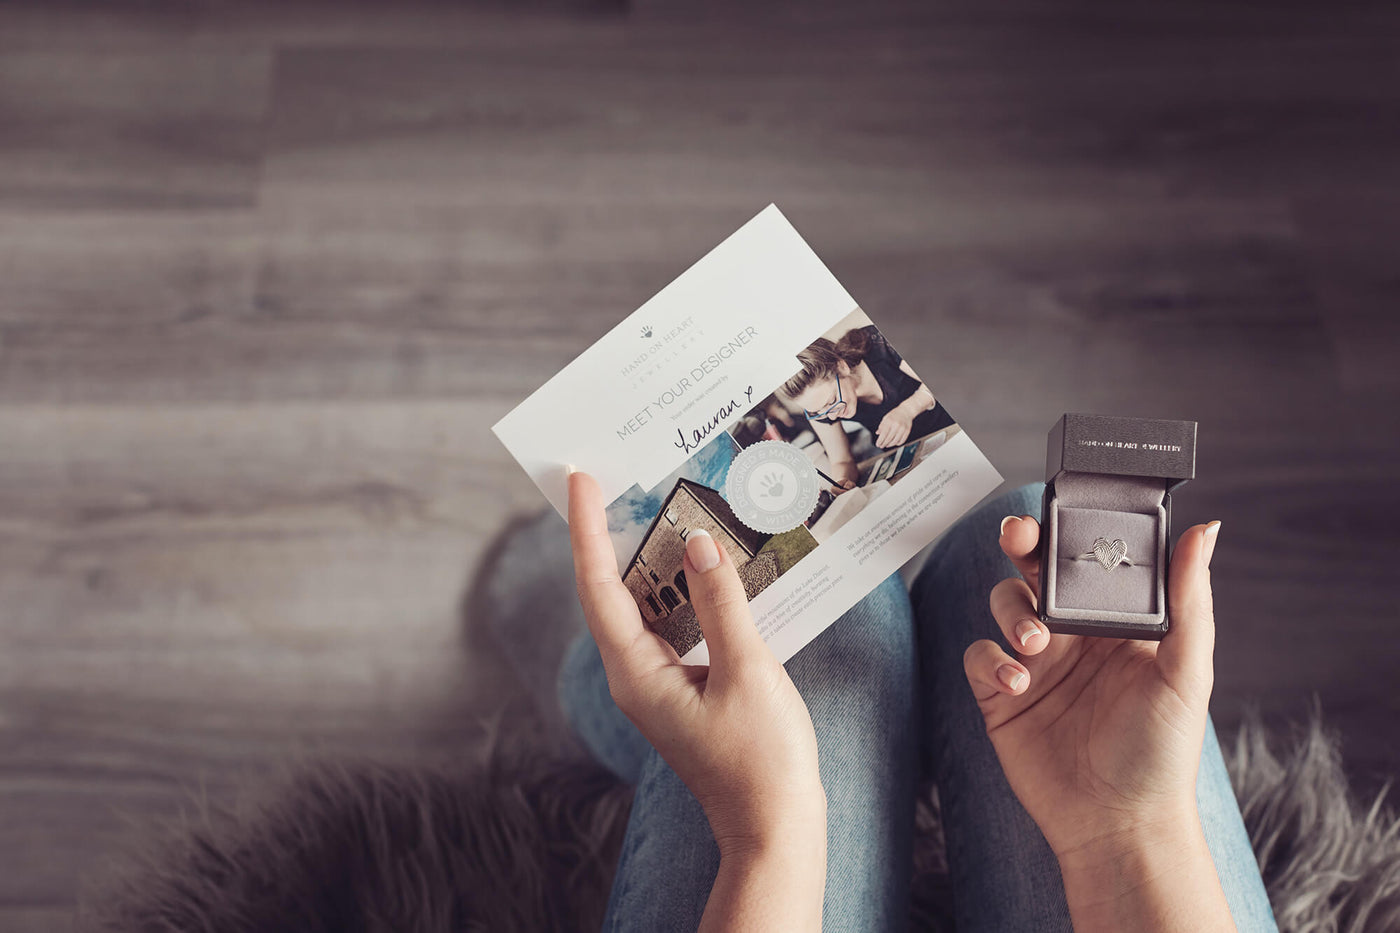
[1075,537,1133,571]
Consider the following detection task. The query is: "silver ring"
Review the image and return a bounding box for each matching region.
[1075,537,1133,571]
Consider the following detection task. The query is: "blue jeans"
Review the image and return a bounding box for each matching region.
[558,484,1278,931]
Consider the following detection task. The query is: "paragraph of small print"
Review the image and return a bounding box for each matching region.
[847,469,960,566]
[759,564,843,637]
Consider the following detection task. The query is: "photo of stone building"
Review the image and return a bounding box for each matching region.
[621,477,817,656]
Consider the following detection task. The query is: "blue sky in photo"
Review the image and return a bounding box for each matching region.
[607,433,739,567]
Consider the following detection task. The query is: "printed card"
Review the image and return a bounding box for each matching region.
[493,205,1003,664]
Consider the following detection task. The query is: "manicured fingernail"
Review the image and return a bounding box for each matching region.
[686,529,720,572]
[1015,619,1040,647]
[998,664,1027,692]
[566,463,577,476]
[1000,515,1021,536]
[1202,521,1221,568]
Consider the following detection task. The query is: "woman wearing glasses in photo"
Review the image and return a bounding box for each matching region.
[778,325,955,495]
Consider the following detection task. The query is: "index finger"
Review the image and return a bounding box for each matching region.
[998,514,1042,597]
[567,469,671,674]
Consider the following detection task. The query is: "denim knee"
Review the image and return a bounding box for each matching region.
[555,631,599,737]
[557,632,652,783]
[790,573,917,750]
[801,573,914,676]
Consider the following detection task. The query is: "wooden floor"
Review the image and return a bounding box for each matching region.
[2,1,1398,927]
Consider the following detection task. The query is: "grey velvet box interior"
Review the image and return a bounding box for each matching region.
[1045,473,1167,625]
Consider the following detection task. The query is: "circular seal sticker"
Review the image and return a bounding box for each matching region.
[725,440,821,534]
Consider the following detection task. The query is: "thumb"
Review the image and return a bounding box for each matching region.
[1156,521,1222,696]
[682,530,770,675]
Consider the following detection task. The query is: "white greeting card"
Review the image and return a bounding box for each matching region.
[493,205,1002,664]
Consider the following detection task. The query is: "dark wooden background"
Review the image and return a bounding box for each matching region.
[2,1,1397,928]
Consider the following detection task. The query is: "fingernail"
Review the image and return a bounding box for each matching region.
[686,529,720,572]
[566,463,577,476]
[998,664,1027,692]
[1000,515,1021,536]
[1202,520,1221,568]
[1015,619,1040,647]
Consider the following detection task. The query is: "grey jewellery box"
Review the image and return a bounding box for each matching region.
[1038,413,1197,640]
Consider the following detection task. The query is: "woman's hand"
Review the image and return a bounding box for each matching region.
[830,467,859,496]
[822,459,859,497]
[567,469,826,855]
[963,515,1233,931]
[874,407,914,449]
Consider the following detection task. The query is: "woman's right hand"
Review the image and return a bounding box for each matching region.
[965,516,1221,854]
[963,515,1235,931]
[828,462,859,496]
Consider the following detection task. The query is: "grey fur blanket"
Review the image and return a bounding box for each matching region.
[83,711,1399,932]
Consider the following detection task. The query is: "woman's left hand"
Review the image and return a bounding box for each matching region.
[566,469,826,856]
[875,407,914,448]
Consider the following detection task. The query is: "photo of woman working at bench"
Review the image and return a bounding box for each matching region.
[778,317,956,495]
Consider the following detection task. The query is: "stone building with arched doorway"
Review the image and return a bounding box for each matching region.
[621,478,772,648]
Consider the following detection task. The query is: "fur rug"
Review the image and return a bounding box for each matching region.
[1228,711,1400,932]
[82,711,1400,933]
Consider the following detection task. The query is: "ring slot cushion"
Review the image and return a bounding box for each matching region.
[1046,497,1166,620]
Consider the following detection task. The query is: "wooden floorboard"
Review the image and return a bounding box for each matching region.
[1,0,1397,923]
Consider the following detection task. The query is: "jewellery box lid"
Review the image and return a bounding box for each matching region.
[1046,413,1197,486]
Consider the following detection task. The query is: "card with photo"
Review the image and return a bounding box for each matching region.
[493,205,1003,664]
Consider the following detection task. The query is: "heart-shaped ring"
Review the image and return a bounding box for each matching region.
[1075,537,1132,571]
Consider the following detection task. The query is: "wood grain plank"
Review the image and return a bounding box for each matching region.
[0,48,269,210]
